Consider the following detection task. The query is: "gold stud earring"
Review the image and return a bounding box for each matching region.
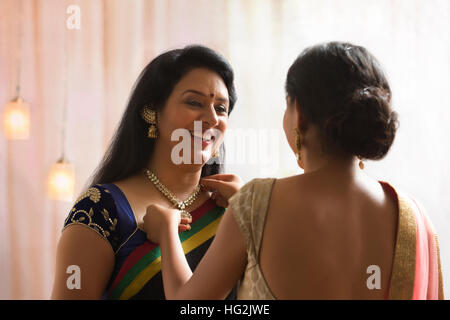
[358,158,365,170]
[140,106,158,138]
[294,128,302,162]
[213,149,220,158]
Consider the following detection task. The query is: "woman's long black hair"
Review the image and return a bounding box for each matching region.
[88,45,237,186]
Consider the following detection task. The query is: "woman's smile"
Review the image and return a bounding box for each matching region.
[189,130,216,149]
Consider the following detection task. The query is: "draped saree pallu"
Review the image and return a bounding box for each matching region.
[63,183,230,300]
[382,182,445,300]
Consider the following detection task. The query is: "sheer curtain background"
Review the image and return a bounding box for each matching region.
[0,0,448,299]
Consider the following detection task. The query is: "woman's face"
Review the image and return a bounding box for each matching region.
[157,67,229,167]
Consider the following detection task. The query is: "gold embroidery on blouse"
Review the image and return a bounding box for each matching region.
[65,206,117,238]
[61,223,115,253]
[63,186,120,252]
[69,208,109,238]
[101,208,117,232]
[73,187,102,207]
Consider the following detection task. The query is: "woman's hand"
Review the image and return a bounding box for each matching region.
[200,174,243,208]
[143,204,192,244]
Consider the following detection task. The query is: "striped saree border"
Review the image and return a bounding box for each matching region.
[105,200,217,298]
[119,217,222,299]
[107,205,225,299]
[106,199,215,298]
[106,241,158,299]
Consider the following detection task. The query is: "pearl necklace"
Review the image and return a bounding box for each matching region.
[144,169,202,219]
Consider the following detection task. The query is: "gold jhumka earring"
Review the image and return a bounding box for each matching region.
[140,106,158,138]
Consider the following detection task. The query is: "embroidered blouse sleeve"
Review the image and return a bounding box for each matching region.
[63,185,120,253]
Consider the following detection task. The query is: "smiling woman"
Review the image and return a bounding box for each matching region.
[51,45,239,300]
[158,68,230,166]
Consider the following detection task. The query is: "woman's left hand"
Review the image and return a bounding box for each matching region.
[143,204,192,244]
[200,174,243,208]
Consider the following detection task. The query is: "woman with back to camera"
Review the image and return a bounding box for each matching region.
[144,42,444,299]
[51,45,243,299]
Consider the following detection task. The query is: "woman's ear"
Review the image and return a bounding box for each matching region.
[293,98,305,133]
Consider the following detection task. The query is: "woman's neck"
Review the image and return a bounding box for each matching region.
[303,150,360,178]
[146,154,203,200]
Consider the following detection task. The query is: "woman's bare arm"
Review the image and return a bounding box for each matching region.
[51,225,115,299]
[144,204,247,299]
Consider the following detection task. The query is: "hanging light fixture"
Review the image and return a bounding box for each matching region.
[48,157,76,201]
[48,10,75,201]
[2,97,30,139]
[2,0,30,140]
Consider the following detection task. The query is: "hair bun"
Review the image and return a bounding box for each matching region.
[324,86,399,160]
[286,42,399,160]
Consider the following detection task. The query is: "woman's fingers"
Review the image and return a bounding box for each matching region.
[215,198,228,208]
[201,177,241,201]
[200,175,242,207]
[179,216,192,232]
[203,173,240,182]
[178,224,191,232]
[180,217,192,225]
[201,177,230,187]
[213,194,229,208]
[201,178,233,193]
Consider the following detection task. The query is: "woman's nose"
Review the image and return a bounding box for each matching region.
[203,104,219,127]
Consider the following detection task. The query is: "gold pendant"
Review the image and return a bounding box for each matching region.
[180,210,192,220]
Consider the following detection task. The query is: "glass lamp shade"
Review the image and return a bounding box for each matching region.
[2,97,30,140]
[48,158,76,202]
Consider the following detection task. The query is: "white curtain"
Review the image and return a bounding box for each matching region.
[0,0,448,299]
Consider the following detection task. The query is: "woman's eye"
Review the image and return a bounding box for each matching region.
[215,105,228,114]
[186,100,227,114]
[186,100,202,107]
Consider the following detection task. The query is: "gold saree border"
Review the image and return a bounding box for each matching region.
[435,234,445,300]
[388,187,417,300]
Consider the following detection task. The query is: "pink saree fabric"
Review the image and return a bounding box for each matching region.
[382,181,444,300]
[411,198,442,300]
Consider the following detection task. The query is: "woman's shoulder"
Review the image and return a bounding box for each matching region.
[63,184,120,252]
[380,180,432,219]
[269,174,313,198]
[72,184,115,206]
[228,177,276,219]
[378,180,420,209]
[69,184,119,221]
[240,177,277,193]
[228,177,275,205]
